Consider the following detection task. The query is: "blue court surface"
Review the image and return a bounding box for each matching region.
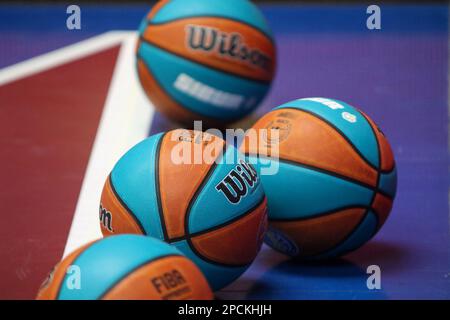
[0,3,448,299]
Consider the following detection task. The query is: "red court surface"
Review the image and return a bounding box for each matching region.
[0,46,120,299]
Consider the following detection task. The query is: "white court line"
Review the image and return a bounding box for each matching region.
[63,32,154,257]
[0,31,131,85]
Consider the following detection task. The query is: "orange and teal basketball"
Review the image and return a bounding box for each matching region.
[240,98,397,259]
[136,0,276,125]
[36,235,213,300]
[99,129,268,290]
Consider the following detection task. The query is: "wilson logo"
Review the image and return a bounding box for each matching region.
[186,25,272,72]
[215,160,259,204]
[99,204,113,232]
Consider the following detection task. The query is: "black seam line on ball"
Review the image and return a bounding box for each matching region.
[380,164,397,174]
[307,209,373,260]
[380,161,396,175]
[268,205,370,222]
[136,54,202,117]
[55,239,103,300]
[280,107,379,172]
[166,143,226,245]
[244,153,394,201]
[155,132,169,241]
[97,254,181,300]
[136,54,224,123]
[108,175,147,235]
[144,15,275,45]
[359,111,396,176]
[171,194,266,243]
[361,112,382,212]
[359,111,392,221]
[138,37,272,85]
[321,209,380,259]
[183,145,250,268]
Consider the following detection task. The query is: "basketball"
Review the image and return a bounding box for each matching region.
[99,129,268,290]
[240,98,397,259]
[136,0,276,125]
[36,235,212,300]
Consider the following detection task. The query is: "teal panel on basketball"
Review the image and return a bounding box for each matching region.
[312,211,378,259]
[189,147,265,234]
[379,167,398,198]
[58,235,181,300]
[110,133,165,238]
[138,42,269,121]
[172,240,247,291]
[150,0,274,39]
[275,98,380,168]
[247,156,374,220]
[138,17,148,34]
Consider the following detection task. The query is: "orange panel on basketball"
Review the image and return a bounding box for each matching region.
[158,131,225,240]
[371,193,393,229]
[191,198,267,266]
[242,108,378,186]
[142,17,275,82]
[137,59,199,123]
[102,256,213,300]
[270,208,367,257]
[100,176,144,236]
